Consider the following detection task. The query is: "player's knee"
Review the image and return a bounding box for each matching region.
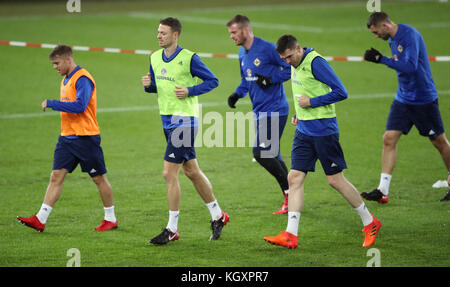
[288,170,302,186]
[327,175,340,189]
[183,167,201,180]
[326,172,345,190]
[162,169,170,180]
[162,168,177,182]
[91,174,107,186]
[183,168,195,180]
[383,132,399,147]
[430,134,449,151]
[287,172,295,186]
[50,169,66,185]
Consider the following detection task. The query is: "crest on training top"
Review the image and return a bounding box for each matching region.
[397,45,403,53]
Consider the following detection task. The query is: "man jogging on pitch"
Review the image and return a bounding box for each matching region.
[226,14,292,214]
[141,17,229,245]
[18,45,118,232]
[362,11,450,202]
[264,35,381,249]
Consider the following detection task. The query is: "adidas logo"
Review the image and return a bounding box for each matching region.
[89,168,97,174]
[168,153,175,159]
[331,162,338,168]
[259,142,266,148]
[429,129,435,136]
[370,226,378,236]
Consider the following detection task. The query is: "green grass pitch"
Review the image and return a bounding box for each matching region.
[0,0,449,267]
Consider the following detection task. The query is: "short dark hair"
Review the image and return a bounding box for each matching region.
[276,34,298,54]
[160,17,182,35]
[367,11,392,28]
[226,14,251,28]
[49,44,73,59]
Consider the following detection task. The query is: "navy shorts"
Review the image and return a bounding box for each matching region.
[386,99,444,139]
[163,126,197,164]
[291,130,347,175]
[253,114,288,159]
[53,135,107,177]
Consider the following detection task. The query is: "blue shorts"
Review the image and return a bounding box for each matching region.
[53,135,107,177]
[253,115,288,159]
[291,130,347,175]
[163,126,197,164]
[386,99,444,139]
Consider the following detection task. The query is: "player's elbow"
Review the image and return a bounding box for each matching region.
[397,60,418,74]
[73,103,88,113]
[401,64,417,74]
[337,87,348,100]
[211,77,219,89]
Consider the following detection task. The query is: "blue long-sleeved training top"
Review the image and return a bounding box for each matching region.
[296,48,348,137]
[380,24,437,105]
[144,46,218,129]
[234,37,291,119]
[47,66,94,139]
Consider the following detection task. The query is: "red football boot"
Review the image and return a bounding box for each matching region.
[94,219,118,231]
[273,193,289,214]
[17,215,45,232]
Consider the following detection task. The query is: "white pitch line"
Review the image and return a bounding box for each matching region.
[2,90,449,120]
[0,101,249,120]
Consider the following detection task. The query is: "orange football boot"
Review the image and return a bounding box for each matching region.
[362,215,382,247]
[264,231,298,249]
